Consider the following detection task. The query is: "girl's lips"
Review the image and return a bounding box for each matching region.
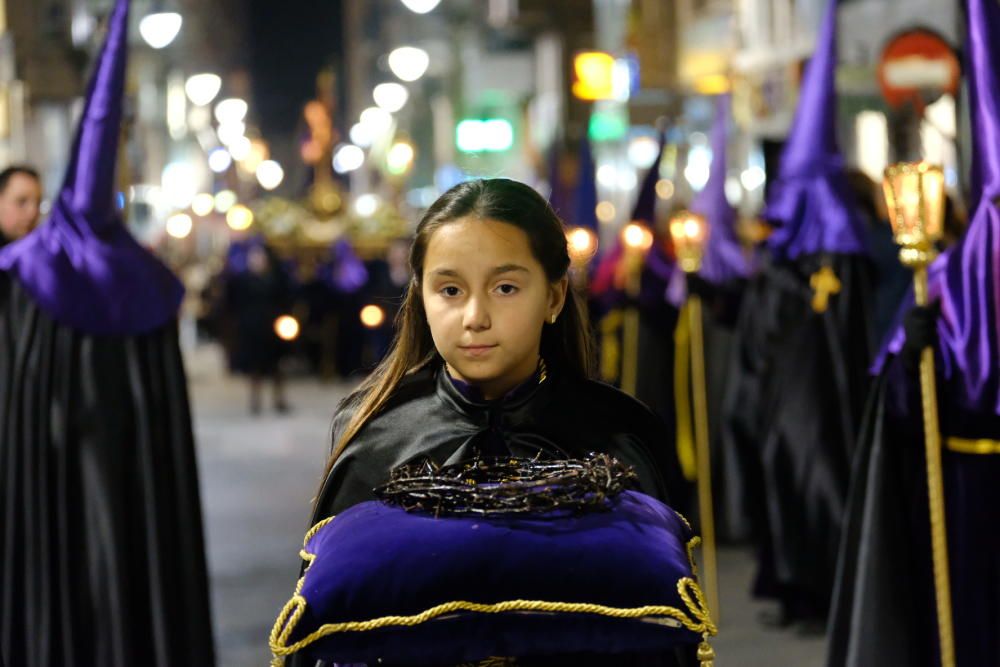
[459,345,497,357]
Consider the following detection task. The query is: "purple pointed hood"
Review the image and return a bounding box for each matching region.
[690,95,752,284]
[631,129,666,225]
[0,0,184,335]
[933,0,1000,412]
[763,0,867,261]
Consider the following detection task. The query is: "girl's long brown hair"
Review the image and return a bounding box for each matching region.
[317,178,594,499]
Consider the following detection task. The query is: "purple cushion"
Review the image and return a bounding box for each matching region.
[270,490,715,665]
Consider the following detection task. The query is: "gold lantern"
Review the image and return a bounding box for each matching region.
[667,210,718,623]
[882,161,953,667]
[618,222,654,396]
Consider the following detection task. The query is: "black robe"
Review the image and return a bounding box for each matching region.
[0,277,215,667]
[720,251,873,621]
[294,361,697,667]
[827,356,1000,666]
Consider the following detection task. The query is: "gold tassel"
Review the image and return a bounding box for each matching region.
[673,302,697,481]
[697,634,716,667]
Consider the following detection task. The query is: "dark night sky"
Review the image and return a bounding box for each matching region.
[245,0,345,140]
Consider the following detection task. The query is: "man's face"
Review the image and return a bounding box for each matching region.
[0,173,42,240]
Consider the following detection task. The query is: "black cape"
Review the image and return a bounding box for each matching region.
[296,361,697,667]
[0,277,215,667]
[827,356,1000,666]
[720,252,873,620]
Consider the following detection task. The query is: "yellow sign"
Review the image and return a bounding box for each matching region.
[572,52,615,101]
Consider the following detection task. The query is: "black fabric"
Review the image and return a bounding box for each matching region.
[0,277,215,667]
[827,356,1000,667]
[224,265,292,375]
[719,252,874,621]
[297,362,696,667]
[901,303,940,371]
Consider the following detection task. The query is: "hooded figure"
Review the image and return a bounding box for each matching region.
[719,0,875,624]
[827,0,1000,664]
[0,1,215,665]
[674,95,753,541]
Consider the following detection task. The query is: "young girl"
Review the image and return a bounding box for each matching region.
[310,177,683,520]
[299,178,689,666]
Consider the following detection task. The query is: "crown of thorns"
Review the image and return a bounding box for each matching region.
[374,454,638,517]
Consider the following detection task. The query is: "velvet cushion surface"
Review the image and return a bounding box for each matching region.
[270,490,714,665]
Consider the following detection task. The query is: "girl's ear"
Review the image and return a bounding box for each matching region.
[548,276,569,319]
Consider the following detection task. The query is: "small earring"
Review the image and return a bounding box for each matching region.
[550,314,557,324]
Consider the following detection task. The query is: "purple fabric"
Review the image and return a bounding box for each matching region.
[874,0,1000,414]
[573,135,600,234]
[224,234,267,275]
[0,0,183,336]
[286,491,703,664]
[763,0,867,261]
[934,0,1000,413]
[631,130,666,225]
[322,238,368,294]
[690,95,751,285]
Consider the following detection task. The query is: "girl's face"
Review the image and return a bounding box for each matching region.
[421,217,567,400]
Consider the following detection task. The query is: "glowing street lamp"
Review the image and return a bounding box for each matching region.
[388,46,430,82]
[184,73,221,106]
[400,0,441,13]
[256,160,284,190]
[373,82,409,113]
[214,98,248,125]
[165,212,192,239]
[139,12,182,49]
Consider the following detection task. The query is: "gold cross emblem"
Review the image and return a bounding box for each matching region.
[809,265,841,313]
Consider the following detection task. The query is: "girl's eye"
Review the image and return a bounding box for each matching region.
[496,283,519,295]
[440,286,461,297]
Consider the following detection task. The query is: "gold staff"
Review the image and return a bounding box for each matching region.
[619,222,654,396]
[669,210,718,622]
[882,162,952,667]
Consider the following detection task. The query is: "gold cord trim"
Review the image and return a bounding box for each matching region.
[945,437,1000,455]
[270,519,718,665]
[673,302,697,481]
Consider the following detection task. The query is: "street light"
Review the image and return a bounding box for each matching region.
[139,12,182,49]
[354,194,380,217]
[166,212,192,238]
[386,140,415,175]
[373,82,409,113]
[214,98,248,125]
[208,148,232,173]
[256,160,284,190]
[388,46,430,82]
[333,144,365,173]
[226,204,253,230]
[359,107,393,137]
[400,0,441,13]
[185,73,221,106]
